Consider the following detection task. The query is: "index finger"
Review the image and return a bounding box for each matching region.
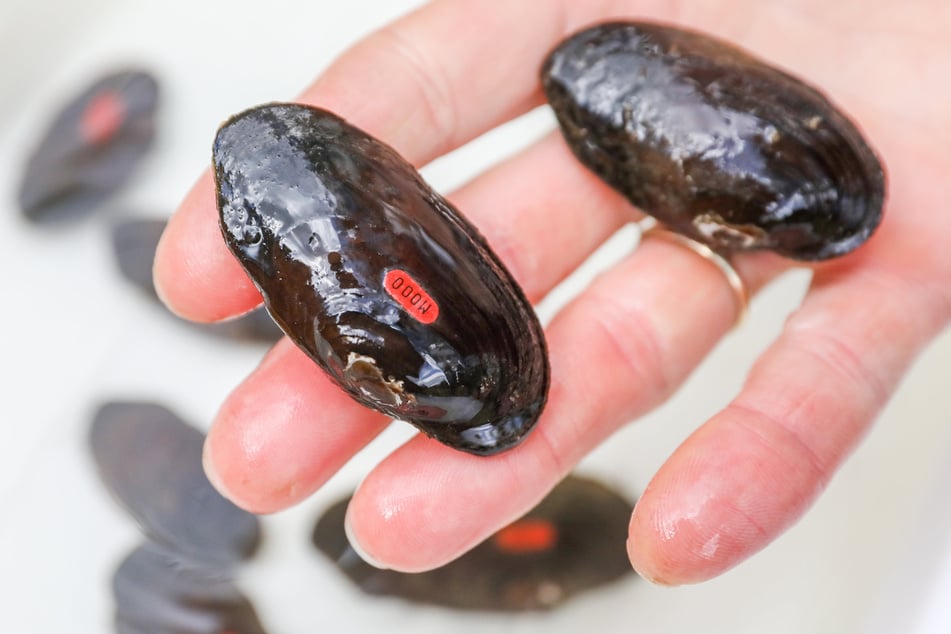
[153,0,578,321]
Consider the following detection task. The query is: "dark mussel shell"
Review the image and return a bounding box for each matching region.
[111,218,283,343]
[89,401,261,566]
[111,218,167,293]
[113,543,267,634]
[214,104,549,455]
[19,70,158,222]
[542,22,885,260]
[312,475,635,611]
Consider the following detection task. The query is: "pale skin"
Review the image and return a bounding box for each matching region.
[154,0,951,584]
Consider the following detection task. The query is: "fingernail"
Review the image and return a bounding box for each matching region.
[344,509,388,570]
[202,436,236,503]
[151,230,178,311]
[152,268,177,315]
[627,538,679,587]
[632,563,678,587]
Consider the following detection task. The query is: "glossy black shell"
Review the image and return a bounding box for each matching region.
[542,22,885,260]
[214,104,549,455]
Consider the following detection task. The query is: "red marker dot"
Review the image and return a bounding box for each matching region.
[384,269,439,324]
[492,518,558,553]
[80,90,126,145]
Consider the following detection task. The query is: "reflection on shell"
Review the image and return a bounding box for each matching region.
[214,104,549,455]
[542,22,885,260]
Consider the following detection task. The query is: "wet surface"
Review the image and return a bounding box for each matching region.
[543,22,885,260]
[214,104,549,455]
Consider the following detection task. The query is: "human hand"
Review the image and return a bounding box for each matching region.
[154,0,951,584]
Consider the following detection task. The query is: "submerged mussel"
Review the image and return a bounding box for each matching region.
[113,544,267,634]
[89,401,261,566]
[312,475,635,611]
[542,22,885,260]
[19,70,158,223]
[91,402,266,631]
[213,104,549,456]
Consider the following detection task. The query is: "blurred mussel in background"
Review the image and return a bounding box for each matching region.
[312,474,636,612]
[19,70,158,223]
[90,401,267,633]
[113,543,265,634]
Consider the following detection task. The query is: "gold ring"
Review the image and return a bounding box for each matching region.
[637,218,749,327]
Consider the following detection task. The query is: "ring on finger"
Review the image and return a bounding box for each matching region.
[637,217,749,327]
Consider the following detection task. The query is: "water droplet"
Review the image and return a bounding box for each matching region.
[243,225,262,245]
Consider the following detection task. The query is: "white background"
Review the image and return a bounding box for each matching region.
[1,1,950,632]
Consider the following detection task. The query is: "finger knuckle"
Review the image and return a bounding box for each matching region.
[375,23,459,154]
[588,293,673,403]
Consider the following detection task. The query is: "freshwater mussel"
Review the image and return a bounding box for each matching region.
[542,22,885,260]
[90,401,267,632]
[214,104,549,456]
[113,543,266,634]
[89,401,261,567]
[312,475,635,611]
[19,70,158,222]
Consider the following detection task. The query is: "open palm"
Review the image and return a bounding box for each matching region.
[154,0,951,584]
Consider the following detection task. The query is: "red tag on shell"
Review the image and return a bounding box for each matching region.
[492,518,558,553]
[80,90,126,145]
[384,269,439,324]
